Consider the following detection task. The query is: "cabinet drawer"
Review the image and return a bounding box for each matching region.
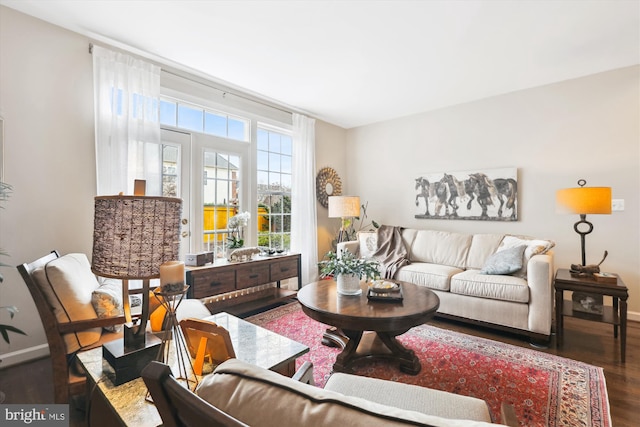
[236,265,270,290]
[270,259,299,282]
[189,270,235,298]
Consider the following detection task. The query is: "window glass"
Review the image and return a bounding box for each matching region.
[178,104,203,132]
[204,112,226,137]
[160,100,177,126]
[257,127,292,250]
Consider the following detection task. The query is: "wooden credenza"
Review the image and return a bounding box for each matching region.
[186,253,301,316]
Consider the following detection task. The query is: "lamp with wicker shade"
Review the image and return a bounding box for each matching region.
[556,179,611,267]
[328,196,360,243]
[92,194,182,384]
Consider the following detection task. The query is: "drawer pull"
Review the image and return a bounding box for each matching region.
[249,274,258,279]
[210,282,221,287]
[281,268,289,272]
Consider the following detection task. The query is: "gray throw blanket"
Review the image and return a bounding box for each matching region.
[371,225,409,279]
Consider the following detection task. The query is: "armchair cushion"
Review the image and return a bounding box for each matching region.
[32,253,101,354]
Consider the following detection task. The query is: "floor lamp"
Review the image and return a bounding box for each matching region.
[91,194,182,385]
[328,196,361,243]
[556,179,611,267]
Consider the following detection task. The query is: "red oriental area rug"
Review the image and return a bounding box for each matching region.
[247,303,611,427]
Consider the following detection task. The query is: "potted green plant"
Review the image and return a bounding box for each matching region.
[319,249,380,295]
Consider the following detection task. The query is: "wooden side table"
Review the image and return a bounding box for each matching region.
[554,268,628,362]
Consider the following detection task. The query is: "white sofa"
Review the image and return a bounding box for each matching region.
[338,227,555,343]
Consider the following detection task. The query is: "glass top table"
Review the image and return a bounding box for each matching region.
[77,311,309,426]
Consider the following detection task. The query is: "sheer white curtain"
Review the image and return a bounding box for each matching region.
[291,113,318,285]
[93,45,162,196]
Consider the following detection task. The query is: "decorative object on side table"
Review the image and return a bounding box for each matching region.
[228,246,261,262]
[179,318,235,375]
[556,178,611,268]
[319,249,380,296]
[226,211,250,259]
[151,283,198,394]
[92,192,182,385]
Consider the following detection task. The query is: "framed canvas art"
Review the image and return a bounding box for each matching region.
[414,167,518,221]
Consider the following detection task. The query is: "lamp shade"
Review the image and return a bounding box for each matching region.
[556,186,611,215]
[328,196,360,218]
[92,195,182,279]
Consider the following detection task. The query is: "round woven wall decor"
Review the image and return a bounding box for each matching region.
[316,167,342,208]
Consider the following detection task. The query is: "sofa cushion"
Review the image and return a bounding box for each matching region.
[395,263,463,291]
[325,372,492,423]
[465,234,506,270]
[32,253,102,354]
[480,245,526,275]
[497,235,555,277]
[410,230,472,269]
[450,270,529,303]
[196,359,499,427]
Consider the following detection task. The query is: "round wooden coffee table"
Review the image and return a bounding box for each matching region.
[297,280,439,375]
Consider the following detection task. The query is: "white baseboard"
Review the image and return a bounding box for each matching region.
[0,344,50,369]
[627,310,640,323]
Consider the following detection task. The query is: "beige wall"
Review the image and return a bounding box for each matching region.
[0,6,97,364]
[345,66,640,317]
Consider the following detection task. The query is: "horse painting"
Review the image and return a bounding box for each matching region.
[415,176,451,217]
[414,168,518,221]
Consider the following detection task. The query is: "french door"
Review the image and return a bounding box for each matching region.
[161,128,250,260]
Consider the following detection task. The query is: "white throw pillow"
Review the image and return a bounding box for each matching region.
[32,253,101,354]
[497,235,555,277]
[480,245,526,275]
[358,231,378,258]
[92,278,124,332]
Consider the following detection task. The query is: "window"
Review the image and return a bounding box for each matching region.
[160,98,249,142]
[257,127,292,250]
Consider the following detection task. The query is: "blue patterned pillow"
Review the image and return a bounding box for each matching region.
[480,245,526,275]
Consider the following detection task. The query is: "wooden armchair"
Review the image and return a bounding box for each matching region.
[17,251,126,404]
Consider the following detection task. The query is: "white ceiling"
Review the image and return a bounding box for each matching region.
[2,0,639,129]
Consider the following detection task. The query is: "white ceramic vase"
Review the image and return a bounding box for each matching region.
[336,273,362,295]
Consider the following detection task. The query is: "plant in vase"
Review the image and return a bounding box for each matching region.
[319,249,380,295]
[226,211,250,259]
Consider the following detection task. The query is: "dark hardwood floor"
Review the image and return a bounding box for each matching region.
[1,315,637,426]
